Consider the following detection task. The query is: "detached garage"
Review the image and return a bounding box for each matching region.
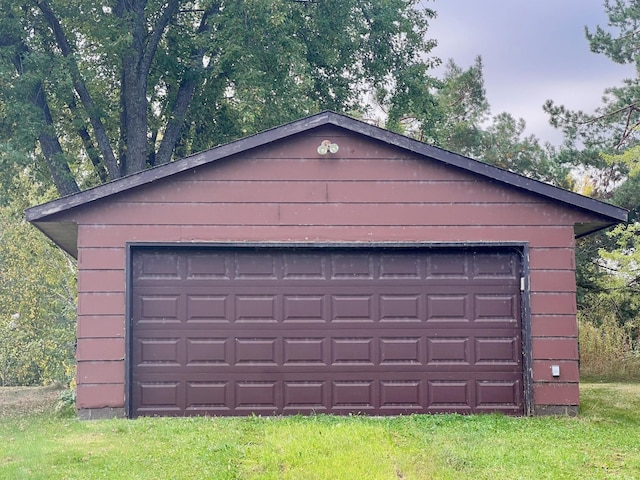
[26,111,626,418]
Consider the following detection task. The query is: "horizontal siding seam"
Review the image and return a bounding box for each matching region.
[77,382,124,386]
[80,222,578,227]
[107,201,548,206]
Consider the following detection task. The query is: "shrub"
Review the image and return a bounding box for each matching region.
[54,387,77,418]
[0,203,76,386]
[579,313,640,380]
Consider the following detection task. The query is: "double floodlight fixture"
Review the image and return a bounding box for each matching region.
[317,139,339,155]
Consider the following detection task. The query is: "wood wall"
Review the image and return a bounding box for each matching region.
[69,125,594,414]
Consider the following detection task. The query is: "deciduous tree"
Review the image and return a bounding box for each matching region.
[0,0,437,196]
[0,176,76,386]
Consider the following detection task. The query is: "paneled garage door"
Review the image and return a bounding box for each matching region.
[130,247,524,417]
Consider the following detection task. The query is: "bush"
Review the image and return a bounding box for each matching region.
[0,203,77,386]
[54,387,77,418]
[579,313,640,380]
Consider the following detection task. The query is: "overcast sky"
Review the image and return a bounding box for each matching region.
[427,0,636,145]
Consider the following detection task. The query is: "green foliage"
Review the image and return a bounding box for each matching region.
[0,175,76,386]
[575,147,640,340]
[579,314,640,380]
[423,57,491,150]
[54,386,76,417]
[0,0,438,195]
[543,1,640,350]
[544,1,640,174]
[388,57,571,187]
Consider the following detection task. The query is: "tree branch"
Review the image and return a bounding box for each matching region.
[6,15,79,196]
[66,98,109,183]
[155,3,220,165]
[36,0,120,180]
[140,0,181,79]
[36,90,81,196]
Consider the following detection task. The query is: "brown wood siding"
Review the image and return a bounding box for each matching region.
[76,338,125,361]
[532,338,579,360]
[529,248,575,270]
[78,247,126,269]
[77,361,124,384]
[533,360,579,382]
[69,129,588,413]
[116,180,542,205]
[529,271,577,292]
[531,315,578,337]
[78,292,126,316]
[530,293,577,315]
[533,383,579,405]
[77,270,125,293]
[73,202,591,227]
[76,384,124,409]
[77,315,125,338]
[77,225,577,248]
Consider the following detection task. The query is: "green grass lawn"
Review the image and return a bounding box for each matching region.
[1,383,639,479]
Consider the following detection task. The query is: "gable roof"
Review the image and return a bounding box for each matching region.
[26,111,628,257]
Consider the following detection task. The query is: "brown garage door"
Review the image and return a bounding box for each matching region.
[130,246,523,417]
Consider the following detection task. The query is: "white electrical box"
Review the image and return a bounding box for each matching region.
[551,365,560,377]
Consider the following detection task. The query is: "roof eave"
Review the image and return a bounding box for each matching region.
[31,221,78,259]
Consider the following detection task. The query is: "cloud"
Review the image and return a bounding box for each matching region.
[428,0,636,144]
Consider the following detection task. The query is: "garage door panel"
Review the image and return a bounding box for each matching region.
[331,338,376,365]
[131,247,524,416]
[332,380,375,408]
[135,381,182,414]
[472,254,519,279]
[380,294,422,321]
[235,294,278,323]
[475,294,519,322]
[133,329,520,370]
[235,338,278,365]
[475,379,522,412]
[426,254,469,278]
[135,294,182,324]
[185,381,230,412]
[379,254,422,278]
[135,251,182,280]
[233,253,278,278]
[136,337,182,366]
[132,372,523,416]
[331,294,375,322]
[185,338,230,365]
[186,253,229,279]
[284,381,328,412]
[428,380,472,409]
[283,337,327,364]
[380,337,422,365]
[283,254,326,279]
[426,293,470,322]
[283,295,326,322]
[380,380,422,408]
[185,294,229,323]
[474,336,521,365]
[426,337,471,364]
[235,381,279,410]
[330,253,375,279]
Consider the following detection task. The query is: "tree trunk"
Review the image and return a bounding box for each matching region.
[7,31,79,196]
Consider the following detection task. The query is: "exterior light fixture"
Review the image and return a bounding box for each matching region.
[317,139,339,155]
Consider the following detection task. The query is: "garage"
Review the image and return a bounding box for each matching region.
[131,246,523,416]
[26,111,627,418]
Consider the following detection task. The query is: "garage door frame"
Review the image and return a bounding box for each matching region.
[124,242,533,417]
